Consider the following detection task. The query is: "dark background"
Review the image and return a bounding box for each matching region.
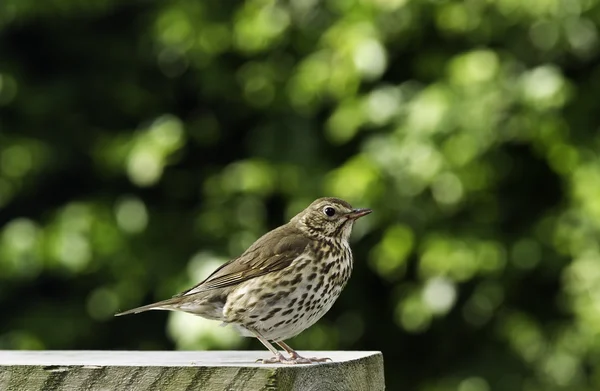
[2,0,600,390]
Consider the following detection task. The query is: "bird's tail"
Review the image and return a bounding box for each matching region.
[114,297,181,317]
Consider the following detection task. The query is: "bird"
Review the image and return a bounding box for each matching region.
[115,197,372,364]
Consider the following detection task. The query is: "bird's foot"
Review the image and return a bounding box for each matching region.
[256,352,289,364]
[288,352,332,364]
[256,352,330,365]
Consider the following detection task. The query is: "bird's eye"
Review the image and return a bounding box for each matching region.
[324,207,336,217]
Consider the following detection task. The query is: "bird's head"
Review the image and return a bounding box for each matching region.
[291,197,372,241]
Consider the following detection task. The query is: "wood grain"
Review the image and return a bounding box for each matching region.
[0,351,384,391]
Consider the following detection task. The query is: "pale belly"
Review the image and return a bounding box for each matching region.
[236,287,342,341]
[223,250,352,341]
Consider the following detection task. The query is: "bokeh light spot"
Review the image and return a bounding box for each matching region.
[115,196,149,234]
[422,277,457,315]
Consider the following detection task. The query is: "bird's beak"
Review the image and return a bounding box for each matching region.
[346,208,372,220]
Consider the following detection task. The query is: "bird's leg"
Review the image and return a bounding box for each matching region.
[276,341,332,364]
[248,329,290,364]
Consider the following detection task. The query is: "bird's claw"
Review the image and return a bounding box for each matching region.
[307,357,333,363]
[257,353,288,364]
[290,355,332,364]
[257,354,332,365]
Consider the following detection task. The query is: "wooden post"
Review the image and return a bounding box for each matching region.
[0,350,384,391]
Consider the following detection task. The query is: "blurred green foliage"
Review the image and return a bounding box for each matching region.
[1,0,600,390]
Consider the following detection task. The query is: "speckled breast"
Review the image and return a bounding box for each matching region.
[225,239,354,341]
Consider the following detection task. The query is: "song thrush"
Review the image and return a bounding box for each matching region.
[116,197,372,364]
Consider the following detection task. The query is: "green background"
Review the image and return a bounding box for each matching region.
[1,0,600,390]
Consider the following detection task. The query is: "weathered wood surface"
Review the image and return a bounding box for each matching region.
[0,350,384,391]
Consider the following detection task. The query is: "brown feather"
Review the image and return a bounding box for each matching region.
[114,296,185,316]
[173,223,310,297]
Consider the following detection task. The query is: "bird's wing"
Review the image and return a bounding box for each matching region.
[175,226,311,297]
